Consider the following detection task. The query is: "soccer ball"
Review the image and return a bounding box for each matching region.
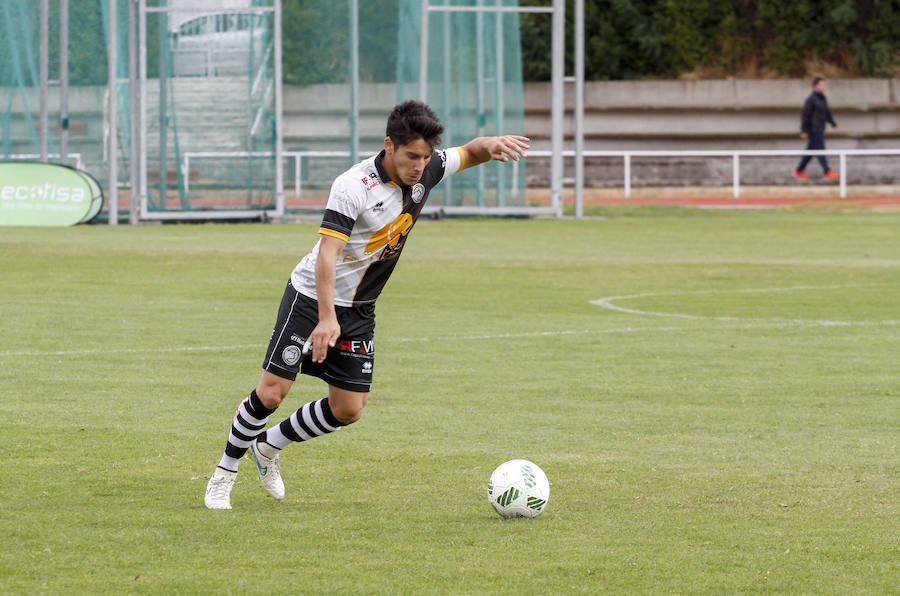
[487,459,550,518]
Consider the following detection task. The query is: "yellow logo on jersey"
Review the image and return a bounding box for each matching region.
[365,212,414,259]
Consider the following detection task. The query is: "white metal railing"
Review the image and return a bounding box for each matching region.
[182,150,375,197]
[181,148,900,205]
[526,148,900,199]
[171,48,257,77]
[6,153,83,170]
[180,149,544,214]
[183,149,527,205]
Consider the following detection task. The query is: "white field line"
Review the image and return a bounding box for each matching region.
[0,319,893,359]
[2,284,895,358]
[591,283,899,327]
[0,327,682,358]
[0,344,261,358]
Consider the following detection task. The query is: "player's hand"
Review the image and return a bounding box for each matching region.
[488,135,530,163]
[305,317,341,364]
[800,132,808,140]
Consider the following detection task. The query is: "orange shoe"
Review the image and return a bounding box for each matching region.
[793,170,811,181]
[824,170,840,180]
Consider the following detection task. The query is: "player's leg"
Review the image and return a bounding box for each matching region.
[325,384,369,424]
[204,381,285,510]
[249,385,362,500]
[218,373,291,471]
[242,371,293,500]
[240,285,319,502]
[205,281,309,509]
[255,370,294,408]
[254,384,363,454]
[256,298,374,457]
[245,292,375,502]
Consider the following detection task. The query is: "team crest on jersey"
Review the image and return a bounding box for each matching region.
[411,183,425,204]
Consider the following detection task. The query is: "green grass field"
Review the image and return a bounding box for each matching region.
[1,210,898,594]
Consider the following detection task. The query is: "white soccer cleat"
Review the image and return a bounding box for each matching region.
[248,440,285,500]
[205,468,237,510]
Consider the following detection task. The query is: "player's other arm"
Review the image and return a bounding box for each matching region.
[308,234,346,363]
[459,135,530,169]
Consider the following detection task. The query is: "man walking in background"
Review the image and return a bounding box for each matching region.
[793,77,840,181]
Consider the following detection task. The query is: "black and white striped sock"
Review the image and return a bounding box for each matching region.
[258,397,344,450]
[216,390,277,472]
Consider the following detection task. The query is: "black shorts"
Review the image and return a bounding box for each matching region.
[262,282,375,393]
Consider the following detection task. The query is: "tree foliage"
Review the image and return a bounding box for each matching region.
[0,0,163,86]
[5,0,900,87]
[282,0,398,85]
[520,0,900,80]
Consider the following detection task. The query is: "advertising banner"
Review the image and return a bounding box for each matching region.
[0,162,104,226]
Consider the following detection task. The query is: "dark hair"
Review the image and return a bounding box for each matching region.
[386,100,444,149]
[812,77,825,87]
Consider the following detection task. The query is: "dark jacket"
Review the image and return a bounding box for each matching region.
[800,91,836,135]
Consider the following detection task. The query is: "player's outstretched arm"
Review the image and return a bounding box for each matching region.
[461,135,530,169]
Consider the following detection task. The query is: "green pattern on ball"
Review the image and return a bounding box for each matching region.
[495,487,521,507]
[521,465,536,488]
[527,496,546,510]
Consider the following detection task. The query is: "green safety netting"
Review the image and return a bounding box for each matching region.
[397,0,527,208]
[2,0,528,218]
[284,0,527,210]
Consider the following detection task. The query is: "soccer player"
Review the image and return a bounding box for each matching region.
[205,100,529,509]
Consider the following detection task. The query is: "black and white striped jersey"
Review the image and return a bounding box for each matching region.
[291,147,465,306]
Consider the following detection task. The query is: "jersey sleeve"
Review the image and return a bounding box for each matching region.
[438,146,467,182]
[319,175,365,242]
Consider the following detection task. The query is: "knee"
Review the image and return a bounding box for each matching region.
[256,386,285,409]
[330,393,368,425]
[255,377,291,409]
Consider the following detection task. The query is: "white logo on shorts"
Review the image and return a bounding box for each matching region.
[282,345,301,366]
[362,361,373,374]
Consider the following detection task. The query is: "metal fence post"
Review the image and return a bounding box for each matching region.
[274,0,284,215]
[624,154,631,198]
[40,0,49,162]
[550,0,564,216]
[573,0,584,218]
[59,0,69,165]
[839,152,847,198]
[129,0,140,224]
[107,0,118,225]
[733,154,740,198]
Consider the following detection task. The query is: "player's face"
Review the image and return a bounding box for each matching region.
[384,137,433,186]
